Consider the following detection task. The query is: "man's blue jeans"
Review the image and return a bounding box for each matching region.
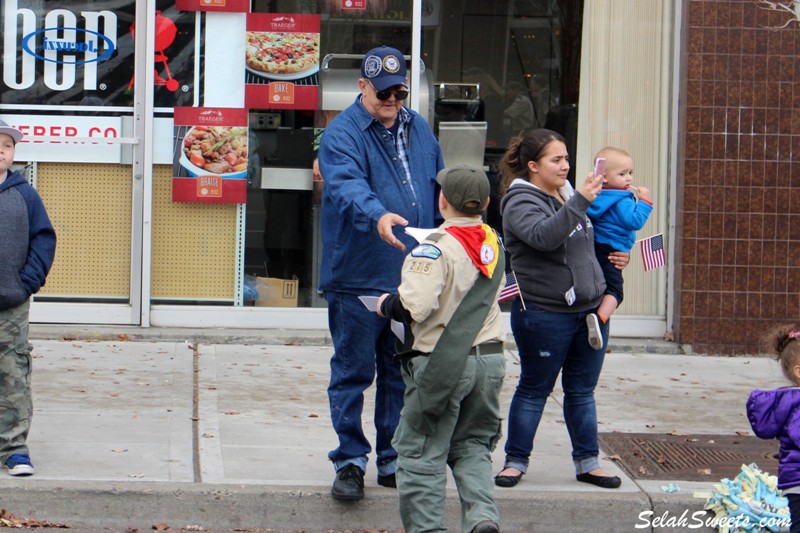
[503,299,608,475]
[326,291,405,476]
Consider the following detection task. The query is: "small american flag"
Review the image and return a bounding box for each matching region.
[640,233,666,271]
[498,270,522,302]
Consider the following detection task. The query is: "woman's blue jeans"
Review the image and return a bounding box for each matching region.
[503,299,608,475]
[326,291,405,476]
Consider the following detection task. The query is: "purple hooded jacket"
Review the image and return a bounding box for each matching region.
[747,388,800,489]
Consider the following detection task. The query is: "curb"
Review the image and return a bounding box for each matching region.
[0,480,684,532]
[29,325,685,355]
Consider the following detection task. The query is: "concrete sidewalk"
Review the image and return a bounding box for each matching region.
[0,328,785,532]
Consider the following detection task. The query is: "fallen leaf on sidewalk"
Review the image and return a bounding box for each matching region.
[112,448,128,453]
[0,509,70,529]
[308,413,319,418]
[152,523,170,531]
[735,431,749,436]
[118,334,129,341]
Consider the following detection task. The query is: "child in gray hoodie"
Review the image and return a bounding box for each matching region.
[0,120,56,476]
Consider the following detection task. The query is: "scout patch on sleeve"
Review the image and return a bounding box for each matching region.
[411,244,441,260]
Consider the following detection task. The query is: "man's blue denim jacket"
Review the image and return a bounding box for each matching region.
[318,96,444,295]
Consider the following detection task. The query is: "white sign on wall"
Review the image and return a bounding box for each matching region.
[1,114,122,162]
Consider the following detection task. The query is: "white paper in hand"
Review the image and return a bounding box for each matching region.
[391,320,405,343]
[405,227,437,244]
[358,295,380,312]
[358,296,405,343]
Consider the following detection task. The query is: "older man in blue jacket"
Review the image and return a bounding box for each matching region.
[318,45,444,501]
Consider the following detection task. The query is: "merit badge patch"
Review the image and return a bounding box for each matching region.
[411,244,441,260]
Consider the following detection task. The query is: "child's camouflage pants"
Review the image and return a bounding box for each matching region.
[0,300,32,463]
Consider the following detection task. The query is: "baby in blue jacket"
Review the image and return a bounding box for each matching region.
[585,147,652,350]
[748,323,800,532]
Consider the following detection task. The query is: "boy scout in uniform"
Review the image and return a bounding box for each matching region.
[378,165,505,533]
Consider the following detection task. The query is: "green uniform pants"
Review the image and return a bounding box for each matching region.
[393,352,505,533]
[0,300,33,463]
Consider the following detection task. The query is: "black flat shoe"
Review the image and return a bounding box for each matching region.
[494,470,524,487]
[576,472,621,489]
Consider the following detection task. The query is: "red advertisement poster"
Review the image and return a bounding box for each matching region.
[173,107,249,204]
[175,0,249,13]
[341,0,367,9]
[245,13,320,110]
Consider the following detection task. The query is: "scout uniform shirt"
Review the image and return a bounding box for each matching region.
[397,216,505,354]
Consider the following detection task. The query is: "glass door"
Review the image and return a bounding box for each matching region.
[0,0,197,325]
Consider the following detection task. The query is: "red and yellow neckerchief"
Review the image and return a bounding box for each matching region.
[444,224,500,278]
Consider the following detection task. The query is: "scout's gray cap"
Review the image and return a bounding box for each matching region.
[437,165,490,214]
[0,120,23,144]
[361,46,407,92]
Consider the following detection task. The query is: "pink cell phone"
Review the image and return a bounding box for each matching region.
[593,157,606,180]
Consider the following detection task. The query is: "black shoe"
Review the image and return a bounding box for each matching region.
[377,473,396,488]
[576,472,621,489]
[494,469,523,487]
[472,520,500,533]
[332,464,364,501]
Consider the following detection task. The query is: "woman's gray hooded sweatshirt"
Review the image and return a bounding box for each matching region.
[500,179,605,313]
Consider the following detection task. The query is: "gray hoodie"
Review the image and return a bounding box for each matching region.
[0,170,56,310]
[500,180,605,312]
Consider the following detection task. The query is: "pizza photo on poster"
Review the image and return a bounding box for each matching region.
[245,13,321,110]
[0,0,197,108]
[245,31,320,81]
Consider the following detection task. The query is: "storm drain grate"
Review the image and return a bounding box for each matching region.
[598,432,779,481]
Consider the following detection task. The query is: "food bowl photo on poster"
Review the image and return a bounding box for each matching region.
[180,125,249,179]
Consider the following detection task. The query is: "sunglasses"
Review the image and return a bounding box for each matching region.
[369,81,409,101]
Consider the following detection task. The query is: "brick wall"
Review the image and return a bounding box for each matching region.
[679,0,800,354]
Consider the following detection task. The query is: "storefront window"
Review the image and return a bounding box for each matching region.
[241,0,583,309]
[424,0,582,228]
[4,0,586,318]
[1,1,198,325]
[243,0,412,308]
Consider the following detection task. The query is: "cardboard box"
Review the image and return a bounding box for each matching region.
[255,276,298,307]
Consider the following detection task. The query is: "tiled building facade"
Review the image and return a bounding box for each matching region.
[678,0,800,354]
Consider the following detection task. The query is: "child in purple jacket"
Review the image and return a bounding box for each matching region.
[747,323,800,533]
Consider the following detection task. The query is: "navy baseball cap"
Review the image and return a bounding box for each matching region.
[361,46,407,92]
